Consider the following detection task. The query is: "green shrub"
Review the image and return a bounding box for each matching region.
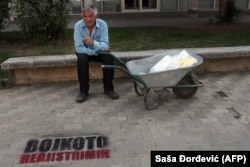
[0,0,10,31]
[15,0,72,41]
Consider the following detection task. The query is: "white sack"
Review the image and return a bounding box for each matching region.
[174,50,198,68]
[148,55,179,74]
[148,50,198,74]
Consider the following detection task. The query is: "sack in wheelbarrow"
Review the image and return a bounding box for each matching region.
[125,49,203,88]
[149,50,198,73]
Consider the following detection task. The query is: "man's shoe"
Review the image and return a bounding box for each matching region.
[104,90,119,99]
[76,93,88,103]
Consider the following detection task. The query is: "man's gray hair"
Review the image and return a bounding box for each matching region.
[82,5,98,16]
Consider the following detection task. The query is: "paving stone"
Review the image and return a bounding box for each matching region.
[0,72,250,167]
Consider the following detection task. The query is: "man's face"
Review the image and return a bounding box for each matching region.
[83,10,96,28]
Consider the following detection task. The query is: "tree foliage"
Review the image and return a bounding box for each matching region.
[0,0,11,31]
[15,0,72,41]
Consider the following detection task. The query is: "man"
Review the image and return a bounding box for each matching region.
[74,5,119,103]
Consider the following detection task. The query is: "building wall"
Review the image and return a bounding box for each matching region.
[70,0,250,14]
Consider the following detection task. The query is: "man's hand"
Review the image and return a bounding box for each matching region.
[102,48,110,52]
[83,36,94,46]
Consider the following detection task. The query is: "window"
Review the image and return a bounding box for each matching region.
[122,0,159,12]
[96,0,120,13]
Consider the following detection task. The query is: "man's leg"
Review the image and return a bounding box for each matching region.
[99,53,119,99]
[76,53,89,102]
[100,54,114,91]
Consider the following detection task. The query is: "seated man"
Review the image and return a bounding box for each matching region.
[74,5,119,103]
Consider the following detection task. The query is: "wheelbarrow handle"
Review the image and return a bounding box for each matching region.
[97,51,126,66]
[102,65,147,91]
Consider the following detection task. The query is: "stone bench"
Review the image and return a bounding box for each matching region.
[1,46,250,85]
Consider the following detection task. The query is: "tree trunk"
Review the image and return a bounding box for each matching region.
[219,0,233,19]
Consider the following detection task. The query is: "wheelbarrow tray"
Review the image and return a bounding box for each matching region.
[125,50,203,88]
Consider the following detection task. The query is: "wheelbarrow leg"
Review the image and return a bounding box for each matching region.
[143,88,168,110]
[134,81,150,96]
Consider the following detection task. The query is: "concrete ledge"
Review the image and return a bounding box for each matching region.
[1,46,250,85]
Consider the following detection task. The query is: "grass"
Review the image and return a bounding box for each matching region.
[1,24,250,78]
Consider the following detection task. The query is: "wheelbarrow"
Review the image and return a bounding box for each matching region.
[100,50,204,110]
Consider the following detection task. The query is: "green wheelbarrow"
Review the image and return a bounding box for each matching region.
[100,50,204,110]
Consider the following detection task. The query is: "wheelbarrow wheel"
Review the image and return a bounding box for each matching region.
[172,74,198,99]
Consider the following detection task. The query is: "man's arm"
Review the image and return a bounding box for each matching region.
[92,21,109,51]
[74,22,96,55]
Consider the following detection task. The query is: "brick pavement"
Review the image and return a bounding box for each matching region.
[0,71,250,167]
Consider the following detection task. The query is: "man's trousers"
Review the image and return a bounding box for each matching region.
[76,52,114,94]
